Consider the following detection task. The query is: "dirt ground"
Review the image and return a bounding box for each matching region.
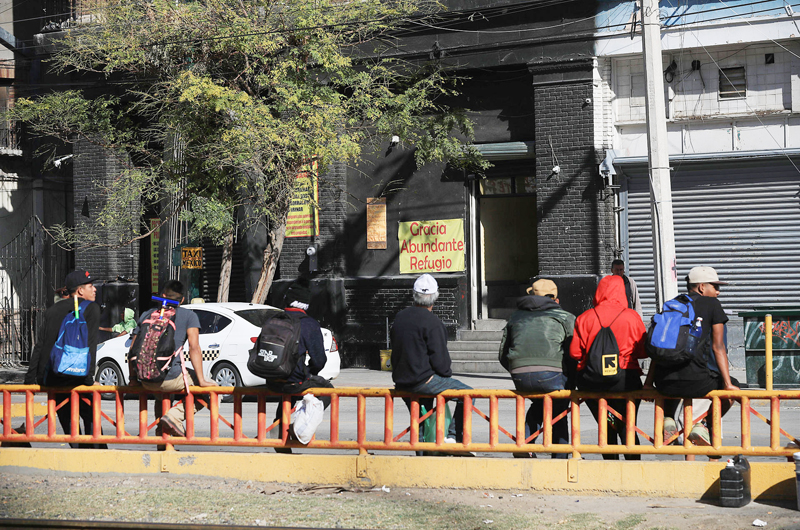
[1,470,799,529]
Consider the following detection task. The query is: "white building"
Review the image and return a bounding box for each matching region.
[594,1,800,326]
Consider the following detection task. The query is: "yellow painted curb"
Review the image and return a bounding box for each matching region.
[7,402,47,418]
[0,448,795,500]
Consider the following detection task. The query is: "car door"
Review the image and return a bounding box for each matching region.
[187,308,233,378]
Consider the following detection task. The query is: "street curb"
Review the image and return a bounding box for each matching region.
[0,448,795,500]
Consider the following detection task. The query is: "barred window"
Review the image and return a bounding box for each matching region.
[719,67,746,99]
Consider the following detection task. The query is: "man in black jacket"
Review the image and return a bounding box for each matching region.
[391,274,472,450]
[268,277,333,453]
[24,270,106,448]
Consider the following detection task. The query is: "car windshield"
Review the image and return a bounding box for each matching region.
[234,308,281,327]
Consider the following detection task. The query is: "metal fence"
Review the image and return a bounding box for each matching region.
[1,386,798,459]
[0,218,71,365]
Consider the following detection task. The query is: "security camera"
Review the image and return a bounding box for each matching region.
[584,98,592,105]
[552,165,561,175]
[390,135,400,146]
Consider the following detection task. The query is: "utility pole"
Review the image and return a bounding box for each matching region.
[641,0,678,307]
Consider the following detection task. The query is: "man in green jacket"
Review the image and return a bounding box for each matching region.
[499,279,575,458]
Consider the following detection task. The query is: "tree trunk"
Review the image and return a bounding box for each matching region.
[250,220,287,304]
[217,227,234,302]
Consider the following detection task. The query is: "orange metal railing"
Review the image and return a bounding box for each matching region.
[1,385,798,458]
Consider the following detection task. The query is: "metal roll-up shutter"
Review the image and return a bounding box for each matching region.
[622,161,800,317]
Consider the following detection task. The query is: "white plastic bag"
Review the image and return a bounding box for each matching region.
[290,394,324,445]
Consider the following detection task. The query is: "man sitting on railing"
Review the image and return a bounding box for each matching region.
[128,280,216,439]
[267,277,334,454]
[646,266,740,455]
[499,278,575,459]
[391,274,473,455]
[570,274,647,460]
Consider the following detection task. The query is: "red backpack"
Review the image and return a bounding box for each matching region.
[128,307,180,382]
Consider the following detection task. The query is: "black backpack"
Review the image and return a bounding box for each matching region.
[247,310,305,381]
[582,309,625,385]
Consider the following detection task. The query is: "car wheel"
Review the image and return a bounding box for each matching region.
[96,360,123,400]
[211,363,241,404]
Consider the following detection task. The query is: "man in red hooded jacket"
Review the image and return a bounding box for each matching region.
[569,275,647,460]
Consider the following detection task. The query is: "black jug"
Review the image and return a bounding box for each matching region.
[719,455,751,507]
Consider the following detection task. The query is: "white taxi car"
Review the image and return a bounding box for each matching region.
[95,302,340,400]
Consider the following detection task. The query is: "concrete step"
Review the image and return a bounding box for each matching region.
[451,360,507,374]
[449,351,499,361]
[457,329,504,341]
[474,319,507,331]
[447,340,500,352]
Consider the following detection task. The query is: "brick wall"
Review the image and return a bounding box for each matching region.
[279,161,347,279]
[72,140,139,281]
[533,68,615,276]
[342,276,465,367]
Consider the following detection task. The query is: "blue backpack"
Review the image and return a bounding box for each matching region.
[49,300,92,377]
[646,294,701,367]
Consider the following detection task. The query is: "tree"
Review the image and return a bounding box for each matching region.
[11,0,486,301]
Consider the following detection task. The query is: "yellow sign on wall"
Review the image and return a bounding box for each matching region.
[181,247,203,269]
[286,162,319,238]
[398,219,465,274]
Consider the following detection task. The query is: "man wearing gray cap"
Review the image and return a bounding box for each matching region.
[391,274,473,451]
[648,266,739,450]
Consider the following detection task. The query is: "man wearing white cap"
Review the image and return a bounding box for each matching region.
[648,266,740,450]
[391,274,473,451]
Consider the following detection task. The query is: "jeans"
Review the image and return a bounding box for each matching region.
[577,368,643,460]
[397,374,472,444]
[511,371,569,459]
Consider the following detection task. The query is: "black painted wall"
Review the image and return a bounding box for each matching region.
[270,1,607,368]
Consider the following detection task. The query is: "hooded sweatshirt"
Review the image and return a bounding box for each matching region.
[569,275,646,374]
[499,295,575,372]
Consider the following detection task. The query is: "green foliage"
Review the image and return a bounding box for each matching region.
[10,0,487,249]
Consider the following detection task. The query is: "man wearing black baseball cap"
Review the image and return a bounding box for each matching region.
[23,270,105,448]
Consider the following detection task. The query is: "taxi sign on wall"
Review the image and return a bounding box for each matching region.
[181,247,203,269]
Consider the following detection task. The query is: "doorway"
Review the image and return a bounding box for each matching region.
[476,168,537,320]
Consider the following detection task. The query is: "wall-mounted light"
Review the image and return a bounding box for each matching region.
[390,135,400,147]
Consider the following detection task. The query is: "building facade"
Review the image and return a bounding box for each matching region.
[596,0,800,361]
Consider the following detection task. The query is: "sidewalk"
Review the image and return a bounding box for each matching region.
[0,365,750,389]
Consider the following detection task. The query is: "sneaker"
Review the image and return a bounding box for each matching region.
[159,416,185,438]
[688,422,711,447]
[443,437,475,457]
[663,417,679,444]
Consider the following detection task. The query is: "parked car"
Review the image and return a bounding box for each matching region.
[94,302,340,401]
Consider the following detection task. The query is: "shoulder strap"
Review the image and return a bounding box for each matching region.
[592,307,626,328]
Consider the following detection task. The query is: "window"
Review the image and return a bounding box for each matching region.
[719,67,746,99]
[235,308,280,327]
[192,310,232,335]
